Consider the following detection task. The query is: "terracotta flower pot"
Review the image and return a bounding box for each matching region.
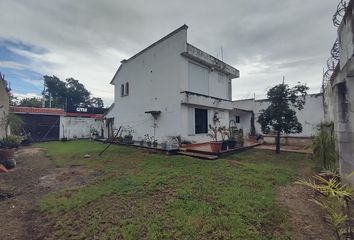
[221,141,228,151]
[0,149,15,161]
[227,140,236,149]
[210,142,222,153]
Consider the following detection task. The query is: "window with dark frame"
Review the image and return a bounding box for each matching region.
[195,108,208,134]
[121,84,125,96]
[235,116,240,123]
[125,82,129,96]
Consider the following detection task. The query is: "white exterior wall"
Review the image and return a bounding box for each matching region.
[233,94,325,137]
[112,29,187,142]
[60,116,104,139]
[0,79,9,138]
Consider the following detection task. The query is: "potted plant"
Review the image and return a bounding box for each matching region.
[207,125,222,153]
[227,127,237,149]
[137,137,144,146]
[144,134,152,147]
[161,141,168,150]
[90,128,99,139]
[123,126,134,144]
[0,135,22,169]
[236,130,244,148]
[219,126,229,151]
[0,113,22,169]
[152,139,158,148]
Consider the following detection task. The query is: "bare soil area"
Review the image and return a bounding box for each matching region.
[276,161,333,240]
[0,147,96,240]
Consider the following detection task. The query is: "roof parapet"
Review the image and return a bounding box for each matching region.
[181,43,240,79]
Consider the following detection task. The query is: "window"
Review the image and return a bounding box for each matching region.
[195,108,208,134]
[218,73,224,83]
[235,116,240,123]
[121,84,124,96]
[125,82,129,96]
[188,62,209,95]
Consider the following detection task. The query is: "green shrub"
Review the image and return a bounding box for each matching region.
[313,122,336,170]
[0,135,22,149]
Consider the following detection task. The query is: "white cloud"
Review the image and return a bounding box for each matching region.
[13,92,42,100]
[0,61,26,70]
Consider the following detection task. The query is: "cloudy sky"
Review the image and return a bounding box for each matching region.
[0,0,339,105]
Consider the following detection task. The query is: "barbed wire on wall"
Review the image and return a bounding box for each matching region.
[322,0,349,93]
[322,39,340,91]
[333,0,348,27]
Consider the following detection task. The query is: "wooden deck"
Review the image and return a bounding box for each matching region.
[95,139,261,160]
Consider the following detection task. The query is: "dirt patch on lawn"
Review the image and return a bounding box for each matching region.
[276,162,333,240]
[41,187,177,239]
[39,168,101,190]
[0,147,99,240]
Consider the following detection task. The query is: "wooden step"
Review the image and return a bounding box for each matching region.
[177,151,218,160]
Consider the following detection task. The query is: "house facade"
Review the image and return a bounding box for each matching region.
[0,73,10,139]
[110,25,239,143]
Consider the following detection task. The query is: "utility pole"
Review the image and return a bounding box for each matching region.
[49,92,52,108]
[42,79,45,107]
[221,46,224,61]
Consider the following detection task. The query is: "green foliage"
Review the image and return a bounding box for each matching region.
[258,83,309,134]
[297,170,354,239]
[65,78,91,107]
[257,82,308,153]
[0,112,23,137]
[207,124,219,141]
[35,140,311,239]
[43,75,104,108]
[0,135,22,149]
[313,122,337,170]
[88,97,104,108]
[18,97,42,107]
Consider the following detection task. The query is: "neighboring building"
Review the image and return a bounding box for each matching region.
[10,106,64,141]
[323,0,354,183]
[110,25,240,143]
[0,73,10,139]
[10,106,105,141]
[61,105,105,139]
[233,93,325,142]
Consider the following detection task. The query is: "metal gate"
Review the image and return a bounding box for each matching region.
[18,114,60,142]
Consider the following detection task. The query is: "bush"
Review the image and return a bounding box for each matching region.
[0,135,22,149]
[313,122,336,170]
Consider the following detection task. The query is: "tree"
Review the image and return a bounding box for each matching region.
[19,97,42,107]
[43,75,103,108]
[257,83,309,153]
[43,75,67,108]
[88,97,104,108]
[66,78,91,107]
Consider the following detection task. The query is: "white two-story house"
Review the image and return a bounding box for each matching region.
[110,25,240,143]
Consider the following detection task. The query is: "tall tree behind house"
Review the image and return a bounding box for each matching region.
[43,75,104,108]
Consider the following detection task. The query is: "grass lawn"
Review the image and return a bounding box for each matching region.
[36,140,312,240]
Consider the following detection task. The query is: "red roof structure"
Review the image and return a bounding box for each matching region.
[10,106,65,115]
[10,106,103,119]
